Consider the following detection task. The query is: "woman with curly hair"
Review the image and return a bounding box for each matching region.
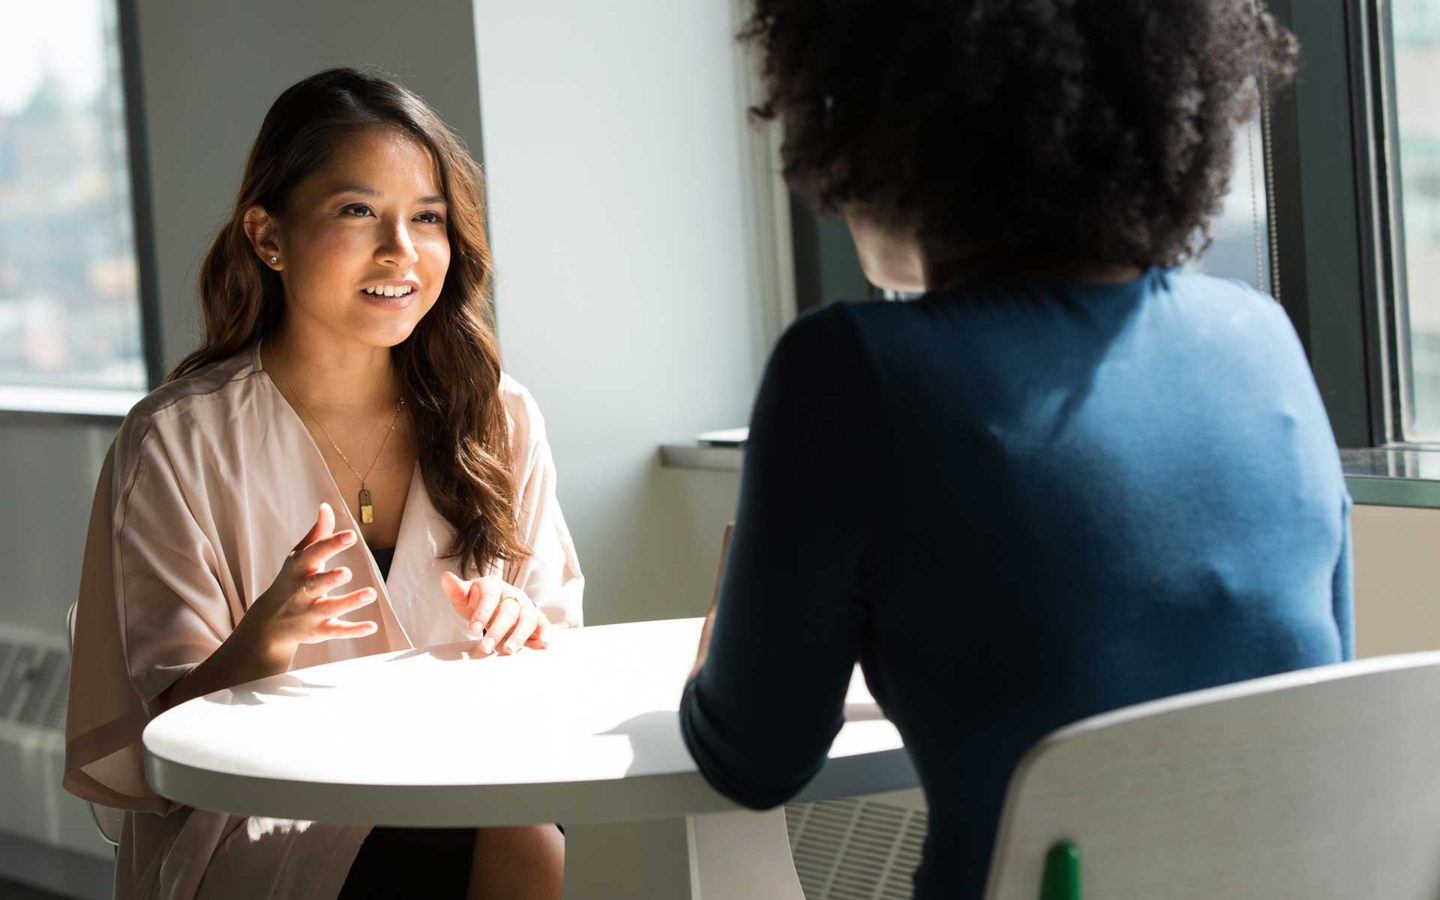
[680,2,1352,896]
[64,68,579,899]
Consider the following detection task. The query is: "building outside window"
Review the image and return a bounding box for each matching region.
[0,0,146,395]
[1190,118,1273,292]
[1391,0,1440,440]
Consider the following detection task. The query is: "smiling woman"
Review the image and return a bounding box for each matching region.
[171,71,525,579]
[253,139,451,348]
[63,68,582,900]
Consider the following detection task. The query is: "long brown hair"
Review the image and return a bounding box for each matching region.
[169,67,527,576]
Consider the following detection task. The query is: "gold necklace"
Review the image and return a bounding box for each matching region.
[268,352,405,526]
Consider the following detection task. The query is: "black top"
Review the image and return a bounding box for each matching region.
[678,269,1353,899]
[371,546,395,582]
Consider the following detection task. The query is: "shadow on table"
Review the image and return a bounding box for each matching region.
[596,703,890,778]
[203,673,336,706]
[598,710,690,777]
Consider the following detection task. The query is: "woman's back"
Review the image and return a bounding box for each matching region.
[680,268,1350,898]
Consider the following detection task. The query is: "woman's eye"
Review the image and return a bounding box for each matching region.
[341,203,374,218]
[415,211,445,225]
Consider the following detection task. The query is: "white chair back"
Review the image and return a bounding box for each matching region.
[66,600,123,847]
[983,652,1440,899]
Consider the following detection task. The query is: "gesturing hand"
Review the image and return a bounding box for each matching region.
[440,571,550,656]
[156,503,382,712]
[243,503,379,660]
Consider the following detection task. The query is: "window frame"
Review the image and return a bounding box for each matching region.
[1268,0,1400,448]
[1261,0,1382,446]
[120,0,165,392]
[1368,0,1440,446]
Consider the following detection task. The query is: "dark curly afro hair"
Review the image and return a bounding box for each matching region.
[741,0,1298,274]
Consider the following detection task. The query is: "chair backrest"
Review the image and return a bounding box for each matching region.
[983,652,1440,900]
[65,600,123,847]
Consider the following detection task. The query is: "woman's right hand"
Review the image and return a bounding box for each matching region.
[159,503,379,712]
[238,502,379,663]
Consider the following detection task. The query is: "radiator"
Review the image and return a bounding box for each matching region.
[0,623,115,881]
[785,789,929,899]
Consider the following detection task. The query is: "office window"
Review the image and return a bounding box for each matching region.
[1,0,146,394]
[1188,117,1273,292]
[1391,0,1440,439]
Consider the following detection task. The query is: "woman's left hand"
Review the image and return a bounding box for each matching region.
[440,571,550,655]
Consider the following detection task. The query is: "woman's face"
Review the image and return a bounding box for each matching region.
[248,126,451,349]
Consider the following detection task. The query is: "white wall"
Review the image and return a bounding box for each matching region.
[0,421,111,632]
[474,2,765,625]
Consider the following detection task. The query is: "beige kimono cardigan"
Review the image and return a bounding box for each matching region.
[63,344,584,900]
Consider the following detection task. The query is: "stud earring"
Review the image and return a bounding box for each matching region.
[269,256,279,265]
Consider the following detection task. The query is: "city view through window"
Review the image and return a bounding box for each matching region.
[1186,116,1271,292]
[1394,0,1440,439]
[0,0,145,393]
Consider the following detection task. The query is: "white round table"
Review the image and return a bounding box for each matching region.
[143,617,917,898]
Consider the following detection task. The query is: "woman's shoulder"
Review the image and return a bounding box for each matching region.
[112,348,262,462]
[1158,270,1305,355]
[1162,269,1285,313]
[771,300,877,363]
[497,370,549,449]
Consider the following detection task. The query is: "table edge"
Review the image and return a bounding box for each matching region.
[143,744,919,826]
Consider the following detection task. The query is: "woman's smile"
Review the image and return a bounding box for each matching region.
[359,278,421,310]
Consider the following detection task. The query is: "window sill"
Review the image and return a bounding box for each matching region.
[660,443,1437,509]
[658,443,742,473]
[0,385,144,426]
[1340,447,1440,509]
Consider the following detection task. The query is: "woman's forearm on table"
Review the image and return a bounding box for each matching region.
[157,617,296,711]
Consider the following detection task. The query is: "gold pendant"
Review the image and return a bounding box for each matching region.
[359,487,374,524]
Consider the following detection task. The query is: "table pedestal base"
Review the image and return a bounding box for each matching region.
[564,808,802,899]
[687,808,804,898]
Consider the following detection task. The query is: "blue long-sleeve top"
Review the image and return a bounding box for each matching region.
[679,268,1353,899]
